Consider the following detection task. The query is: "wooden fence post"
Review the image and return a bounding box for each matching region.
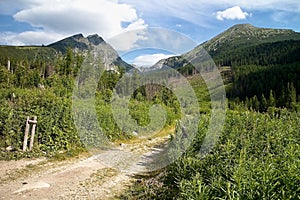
[23,116,38,151]
[29,116,37,151]
[23,116,30,151]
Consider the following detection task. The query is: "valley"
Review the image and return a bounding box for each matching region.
[0,24,299,199]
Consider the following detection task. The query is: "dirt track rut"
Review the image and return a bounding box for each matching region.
[0,134,170,200]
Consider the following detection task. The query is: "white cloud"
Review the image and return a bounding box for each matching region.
[0,31,65,46]
[2,0,300,46]
[109,27,196,55]
[4,0,147,46]
[216,6,249,21]
[121,0,300,27]
[0,0,39,14]
[122,0,300,14]
[132,53,175,67]
[120,0,214,28]
[108,28,148,52]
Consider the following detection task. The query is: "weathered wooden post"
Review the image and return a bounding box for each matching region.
[23,116,38,151]
[23,116,30,151]
[29,116,37,151]
[7,59,10,71]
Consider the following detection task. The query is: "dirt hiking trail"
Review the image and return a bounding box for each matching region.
[0,132,172,200]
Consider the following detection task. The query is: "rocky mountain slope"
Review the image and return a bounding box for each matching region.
[48,33,133,71]
[152,24,300,69]
[0,33,133,73]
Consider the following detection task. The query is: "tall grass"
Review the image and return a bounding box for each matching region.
[122,109,300,200]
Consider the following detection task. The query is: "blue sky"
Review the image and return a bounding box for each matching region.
[1,0,300,66]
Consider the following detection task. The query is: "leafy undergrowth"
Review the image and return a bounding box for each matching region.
[121,109,300,200]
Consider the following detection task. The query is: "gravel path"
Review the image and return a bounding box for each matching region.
[0,133,171,200]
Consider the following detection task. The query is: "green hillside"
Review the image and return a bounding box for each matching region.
[201,24,300,54]
[212,39,300,66]
[0,46,57,65]
[156,24,300,112]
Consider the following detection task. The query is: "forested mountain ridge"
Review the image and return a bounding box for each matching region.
[153,24,300,111]
[201,24,300,66]
[201,23,300,53]
[155,24,300,69]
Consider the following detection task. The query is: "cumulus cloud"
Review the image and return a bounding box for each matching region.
[3,0,147,46]
[132,53,175,67]
[0,31,65,46]
[216,6,250,21]
[120,0,300,28]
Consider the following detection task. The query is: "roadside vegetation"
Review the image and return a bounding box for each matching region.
[0,48,183,160]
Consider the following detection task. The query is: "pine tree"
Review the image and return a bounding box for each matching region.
[278,85,286,107]
[251,95,260,111]
[268,90,276,107]
[286,82,297,109]
[261,94,268,112]
[245,96,250,109]
[64,48,74,75]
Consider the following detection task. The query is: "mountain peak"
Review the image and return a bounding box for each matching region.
[227,23,295,35]
[228,23,256,31]
[48,33,133,71]
[87,34,104,45]
[231,23,254,28]
[48,33,107,52]
[70,33,85,40]
[201,24,300,52]
[48,33,88,53]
